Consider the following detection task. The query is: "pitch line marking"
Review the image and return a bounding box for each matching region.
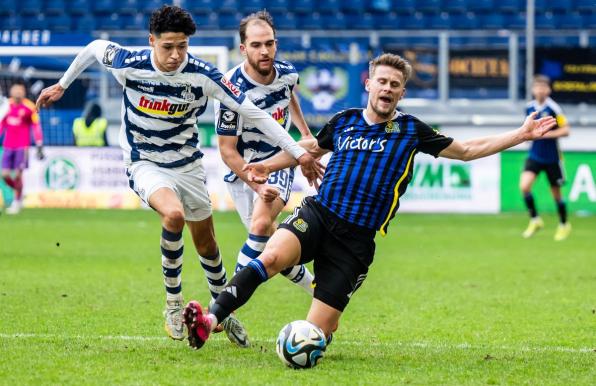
[0,333,593,354]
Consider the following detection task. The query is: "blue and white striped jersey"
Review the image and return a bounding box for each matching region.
[214,60,299,182]
[59,40,249,170]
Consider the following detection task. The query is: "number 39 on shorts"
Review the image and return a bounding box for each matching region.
[268,169,289,188]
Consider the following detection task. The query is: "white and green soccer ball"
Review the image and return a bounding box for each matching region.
[275,320,327,369]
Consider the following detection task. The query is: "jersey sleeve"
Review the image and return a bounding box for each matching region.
[414,117,453,157]
[214,100,242,136]
[316,111,345,151]
[548,100,568,127]
[201,68,246,110]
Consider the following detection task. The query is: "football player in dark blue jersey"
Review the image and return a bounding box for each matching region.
[183,53,556,353]
[520,75,571,241]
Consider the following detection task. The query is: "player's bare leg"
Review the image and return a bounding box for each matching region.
[5,168,23,214]
[149,188,186,340]
[186,217,250,347]
[306,298,341,344]
[185,229,302,349]
[520,171,543,238]
[550,186,571,240]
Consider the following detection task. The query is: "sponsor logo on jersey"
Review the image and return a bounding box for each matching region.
[221,77,241,97]
[102,44,119,67]
[271,106,287,125]
[137,96,190,116]
[292,218,308,233]
[337,135,387,153]
[137,85,154,93]
[218,110,238,131]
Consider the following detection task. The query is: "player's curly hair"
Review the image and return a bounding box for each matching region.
[239,10,276,44]
[149,5,196,36]
[369,53,412,84]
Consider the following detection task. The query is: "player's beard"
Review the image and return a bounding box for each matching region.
[247,56,274,77]
[370,98,396,120]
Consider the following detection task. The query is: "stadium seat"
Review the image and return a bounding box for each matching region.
[428,12,451,29]
[345,12,374,30]
[0,0,16,16]
[296,12,322,30]
[240,0,265,13]
[468,0,493,12]
[46,14,71,32]
[505,12,526,29]
[479,13,506,29]
[417,0,442,13]
[264,0,288,12]
[218,12,242,30]
[72,13,97,32]
[496,0,522,12]
[548,0,573,12]
[534,0,548,12]
[93,0,115,15]
[400,12,427,30]
[68,0,88,16]
[139,0,164,15]
[394,0,416,14]
[318,0,341,13]
[576,0,595,12]
[445,0,466,13]
[18,0,42,15]
[273,11,297,30]
[45,0,66,15]
[535,13,556,29]
[0,15,21,29]
[557,13,585,29]
[451,12,479,29]
[586,12,596,29]
[96,13,123,31]
[118,0,139,16]
[218,0,238,13]
[22,14,48,30]
[342,0,366,13]
[293,0,314,14]
[321,11,346,30]
[373,12,399,30]
[193,12,219,30]
[121,13,149,30]
[185,0,220,14]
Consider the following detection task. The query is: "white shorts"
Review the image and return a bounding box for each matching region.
[126,160,212,221]
[226,167,295,230]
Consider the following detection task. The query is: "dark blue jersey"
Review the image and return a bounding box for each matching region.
[314,108,453,235]
[526,98,567,164]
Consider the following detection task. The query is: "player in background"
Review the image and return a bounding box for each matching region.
[520,75,571,241]
[216,11,314,295]
[182,53,557,351]
[36,5,320,346]
[1,80,44,214]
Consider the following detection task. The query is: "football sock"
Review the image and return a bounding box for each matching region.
[556,200,567,224]
[161,228,183,301]
[198,249,227,301]
[14,176,22,200]
[281,264,314,295]
[2,176,16,190]
[210,259,268,325]
[524,193,538,218]
[235,233,268,273]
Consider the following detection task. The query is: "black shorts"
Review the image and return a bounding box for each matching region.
[278,197,376,312]
[524,158,565,187]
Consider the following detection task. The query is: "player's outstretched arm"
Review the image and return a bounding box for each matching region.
[243,138,326,185]
[439,112,556,161]
[37,40,114,109]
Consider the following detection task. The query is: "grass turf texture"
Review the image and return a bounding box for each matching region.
[0,209,594,385]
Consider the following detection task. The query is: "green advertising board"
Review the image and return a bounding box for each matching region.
[501,151,596,214]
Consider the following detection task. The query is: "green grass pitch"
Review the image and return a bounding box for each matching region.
[0,209,594,385]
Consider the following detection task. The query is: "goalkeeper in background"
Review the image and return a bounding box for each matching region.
[520,75,571,241]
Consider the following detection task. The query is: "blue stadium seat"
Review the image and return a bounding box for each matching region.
[497,0,522,12]
[535,13,556,29]
[373,12,399,30]
[93,0,115,15]
[318,0,341,13]
[451,12,479,29]
[218,0,238,13]
[479,13,506,29]
[345,12,374,29]
[445,0,466,13]
[321,11,346,30]
[394,0,416,14]
[68,0,88,15]
[576,0,594,12]
[218,12,242,30]
[296,12,322,30]
[585,12,596,29]
[265,0,288,12]
[118,0,139,16]
[0,15,21,29]
[468,0,493,12]
[193,12,219,30]
[45,0,65,15]
[0,0,16,16]
[122,13,149,30]
[47,14,71,32]
[505,12,526,29]
[400,12,427,29]
[19,0,41,15]
[185,0,219,14]
[534,0,548,12]
[139,0,163,15]
[96,13,123,30]
[240,0,265,13]
[272,11,296,30]
[557,12,585,29]
[428,12,451,29]
[293,0,314,14]
[22,14,48,29]
[342,0,365,13]
[536,35,577,46]
[417,0,442,13]
[73,13,97,32]
[548,0,573,12]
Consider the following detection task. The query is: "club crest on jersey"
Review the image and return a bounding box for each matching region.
[221,77,241,97]
[138,96,190,116]
[102,44,119,67]
[385,120,400,133]
[181,84,195,102]
[293,218,308,233]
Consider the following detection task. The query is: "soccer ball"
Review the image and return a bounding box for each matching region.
[275,320,327,369]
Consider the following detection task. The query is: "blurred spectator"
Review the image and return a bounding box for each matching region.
[72,101,107,146]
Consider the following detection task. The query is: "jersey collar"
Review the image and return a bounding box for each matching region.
[362,109,399,126]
